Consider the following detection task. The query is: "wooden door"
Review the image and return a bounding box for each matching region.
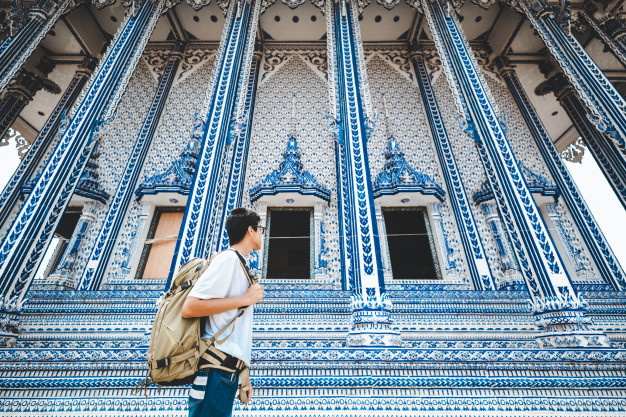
[142,211,183,279]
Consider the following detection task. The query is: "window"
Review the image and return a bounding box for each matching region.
[43,207,82,277]
[136,207,184,279]
[264,208,312,279]
[382,207,439,280]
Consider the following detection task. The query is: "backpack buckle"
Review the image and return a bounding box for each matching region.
[156,357,170,369]
[180,280,192,290]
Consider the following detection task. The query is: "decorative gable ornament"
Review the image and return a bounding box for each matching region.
[373,135,446,201]
[372,96,445,203]
[22,138,110,205]
[473,163,560,205]
[249,134,331,203]
[135,117,204,201]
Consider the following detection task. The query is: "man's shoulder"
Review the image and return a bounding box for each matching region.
[211,249,238,262]
[204,250,241,274]
[210,249,237,261]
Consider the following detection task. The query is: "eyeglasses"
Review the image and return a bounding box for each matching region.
[252,225,266,235]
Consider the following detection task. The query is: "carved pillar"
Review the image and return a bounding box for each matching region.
[47,201,100,289]
[0,0,72,94]
[0,69,49,140]
[0,73,33,140]
[429,202,463,282]
[312,202,330,282]
[520,0,626,151]
[423,0,609,348]
[580,7,626,69]
[411,48,496,291]
[168,0,261,283]
[373,203,392,280]
[535,65,626,211]
[215,49,262,253]
[0,56,96,230]
[543,202,599,283]
[327,0,399,346]
[0,0,164,346]
[498,58,625,290]
[115,202,154,280]
[480,202,525,290]
[78,42,185,290]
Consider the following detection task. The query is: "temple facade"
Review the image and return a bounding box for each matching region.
[0,0,625,415]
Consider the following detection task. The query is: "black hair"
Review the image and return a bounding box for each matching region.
[226,207,261,245]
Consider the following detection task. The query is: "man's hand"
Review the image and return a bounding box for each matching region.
[243,379,253,404]
[243,283,264,306]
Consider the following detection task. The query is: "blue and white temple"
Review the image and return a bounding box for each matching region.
[0,0,626,414]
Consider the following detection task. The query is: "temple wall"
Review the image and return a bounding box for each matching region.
[1,0,625,415]
[24,45,605,288]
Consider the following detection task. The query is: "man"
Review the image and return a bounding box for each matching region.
[182,207,265,417]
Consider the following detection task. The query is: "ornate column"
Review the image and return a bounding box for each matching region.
[114,202,154,280]
[0,0,164,345]
[498,58,625,290]
[47,201,100,289]
[544,202,599,283]
[534,64,626,211]
[169,0,261,281]
[580,6,626,69]
[0,56,96,230]
[313,202,330,283]
[77,42,186,290]
[373,203,392,280]
[480,202,524,290]
[411,48,496,291]
[423,0,609,348]
[327,0,399,346]
[520,0,626,150]
[214,49,262,253]
[0,0,72,94]
[0,67,58,140]
[429,202,463,282]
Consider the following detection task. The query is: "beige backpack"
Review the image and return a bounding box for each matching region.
[135,252,254,396]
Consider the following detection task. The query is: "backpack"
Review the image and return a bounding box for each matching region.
[135,251,255,396]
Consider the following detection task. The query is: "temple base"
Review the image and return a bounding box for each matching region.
[535,309,612,348]
[347,296,402,347]
[0,310,20,348]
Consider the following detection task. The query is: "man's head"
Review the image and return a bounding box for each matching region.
[226,207,263,249]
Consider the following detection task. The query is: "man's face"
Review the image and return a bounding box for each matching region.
[250,224,264,251]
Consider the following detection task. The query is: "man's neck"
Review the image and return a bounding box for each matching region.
[231,242,253,257]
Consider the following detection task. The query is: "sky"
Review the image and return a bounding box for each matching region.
[0,132,624,278]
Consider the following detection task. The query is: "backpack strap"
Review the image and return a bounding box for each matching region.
[228,248,257,286]
[203,249,257,347]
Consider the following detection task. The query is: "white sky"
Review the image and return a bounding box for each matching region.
[0,135,625,277]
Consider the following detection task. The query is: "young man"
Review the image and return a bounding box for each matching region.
[182,207,265,417]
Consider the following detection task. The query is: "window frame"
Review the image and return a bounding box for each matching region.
[262,206,315,281]
[135,206,184,280]
[44,206,83,278]
[380,206,442,281]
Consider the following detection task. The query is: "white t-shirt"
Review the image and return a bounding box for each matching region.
[187,249,253,366]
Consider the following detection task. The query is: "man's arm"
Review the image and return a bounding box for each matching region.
[181,283,264,318]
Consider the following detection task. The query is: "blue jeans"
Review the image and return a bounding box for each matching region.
[188,369,238,417]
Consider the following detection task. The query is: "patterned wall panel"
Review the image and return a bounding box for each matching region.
[485,71,602,284]
[244,53,342,286]
[364,50,469,284]
[429,71,506,285]
[105,49,217,282]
